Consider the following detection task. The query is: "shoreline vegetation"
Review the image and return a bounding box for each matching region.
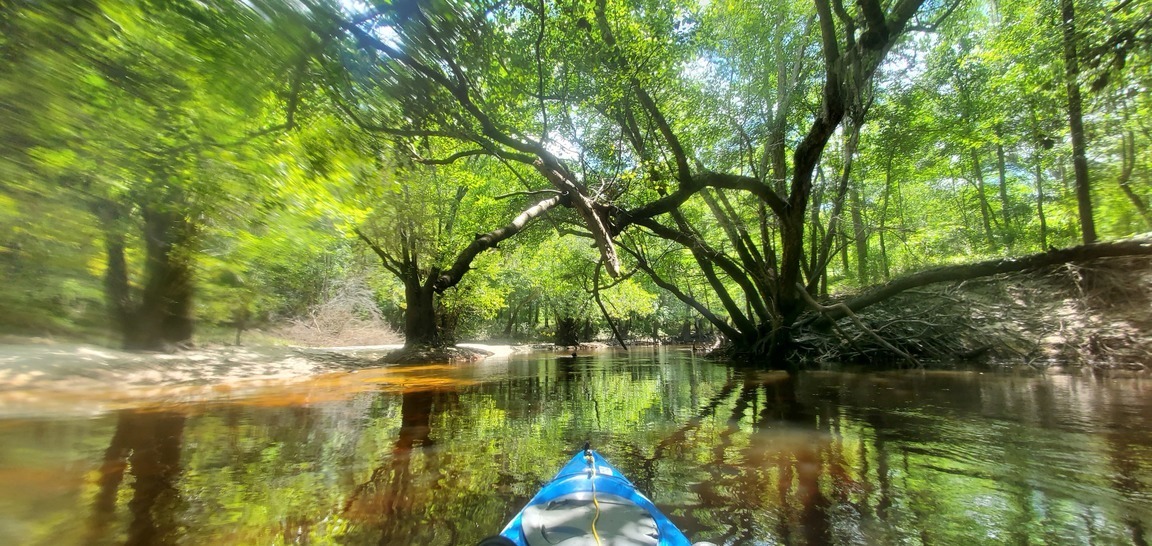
[781,254,1152,368]
[3,255,1150,377]
[0,253,1146,420]
[5,1,1152,366]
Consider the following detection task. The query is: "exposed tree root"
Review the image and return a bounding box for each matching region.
[794,283,920,367]
[380,344,493,364]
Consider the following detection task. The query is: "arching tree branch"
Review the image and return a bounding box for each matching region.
[433,194,565,291]
[619,242,745,342]
[354,227,402,277]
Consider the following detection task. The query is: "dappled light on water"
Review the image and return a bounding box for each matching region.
[0,347,1150,544]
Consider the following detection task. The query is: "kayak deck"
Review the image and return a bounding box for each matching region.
[488,448,705,546]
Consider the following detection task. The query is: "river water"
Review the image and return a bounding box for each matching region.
[1,346,1150,545]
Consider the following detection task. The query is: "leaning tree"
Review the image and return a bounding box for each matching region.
[295,0,934,355]
[351,148,568,348]
[289,0,1152,360]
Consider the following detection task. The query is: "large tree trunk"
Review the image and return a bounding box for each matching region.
[403,277,439,348]
[555,317,580,347]
[126,207,195,350]
[1061,0,1097,244]
[972,150,998,250]
[93,200,133,337]
[94,195,196,351]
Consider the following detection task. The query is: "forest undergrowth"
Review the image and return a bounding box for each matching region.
[271,279,401,348]
[795,256,1152,368]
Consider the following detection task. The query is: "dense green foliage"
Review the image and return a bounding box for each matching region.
[0,0,1149,354]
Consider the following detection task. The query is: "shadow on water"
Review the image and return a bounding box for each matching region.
[603,364,1152,546]
[2,348,1152,545]
[1103,379,1152,546]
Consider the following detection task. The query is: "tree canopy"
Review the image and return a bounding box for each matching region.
[2,0,1150,362]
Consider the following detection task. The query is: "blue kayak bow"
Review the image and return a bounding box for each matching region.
[480,446,714,546]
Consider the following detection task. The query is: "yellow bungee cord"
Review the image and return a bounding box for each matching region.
[585,448,603,546]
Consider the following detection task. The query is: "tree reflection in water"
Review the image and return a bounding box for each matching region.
[343,388,460,545]
[673,372,834,545]
[1102,376,1152,546]
[88,410,186,546]
[640,367,1152,545]
[5,349,1143,545]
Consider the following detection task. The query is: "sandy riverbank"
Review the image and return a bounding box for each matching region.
[0,342,530,417]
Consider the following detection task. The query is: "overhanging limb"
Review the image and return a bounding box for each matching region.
[433,194,565,291]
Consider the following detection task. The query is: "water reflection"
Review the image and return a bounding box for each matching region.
[0,349,1150,545]
[344,388,460,544]
[88,411,186,546]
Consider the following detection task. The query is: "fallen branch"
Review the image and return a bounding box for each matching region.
[803,238,1152,327]
[796,283,920,366]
